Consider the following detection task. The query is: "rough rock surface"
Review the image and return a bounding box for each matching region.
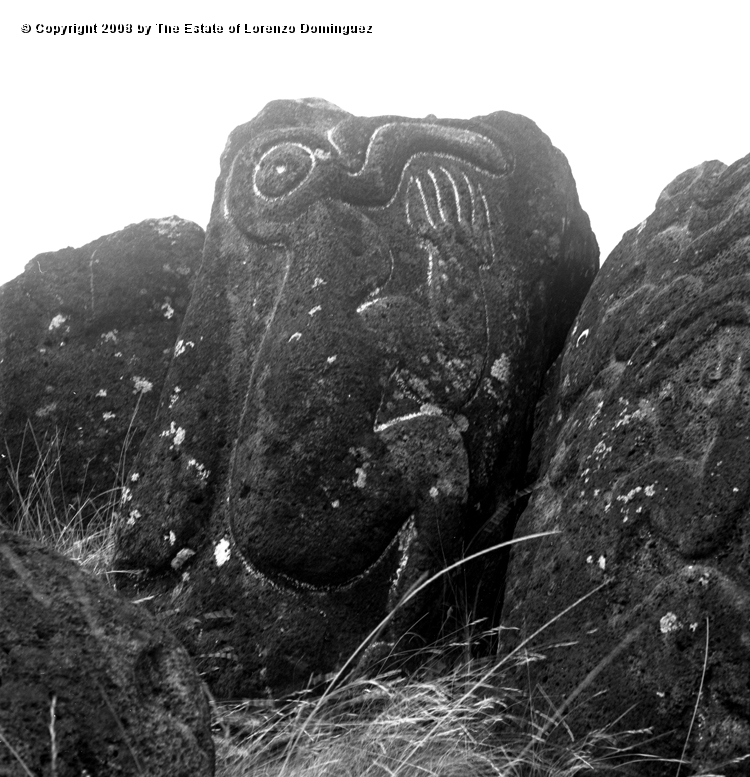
[0,529,214,776]
[0,218,204,522]
[114,98,598,697]
[503,154,750,773]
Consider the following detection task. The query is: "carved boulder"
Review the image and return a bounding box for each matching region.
[114,99,598,696]
[503,154,750,773]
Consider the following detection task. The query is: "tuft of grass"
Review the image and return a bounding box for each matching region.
[1,400,142,579]
[208,538,663,777]
[210,630,657,777]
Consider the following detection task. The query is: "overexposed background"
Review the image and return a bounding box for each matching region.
[1,0,748,285]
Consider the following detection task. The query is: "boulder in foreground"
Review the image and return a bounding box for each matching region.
[0,529,214,776]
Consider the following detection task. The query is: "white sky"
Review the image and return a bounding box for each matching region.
[1,0,748,286]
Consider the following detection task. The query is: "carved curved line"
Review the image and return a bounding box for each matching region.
[252,143,318,202]
[227,245,294,574]
[373,409,441,434]
[233,502,415,595]
[479,185,497,263]
[427,168,448,223]
[413,177,437,229]
[460,170,477,225]
[425,241,437,289]
[344,121,509,177]
[363,152,501,215]
[334,121,510,210]
[439,165,463,224]
[405,176,414,227]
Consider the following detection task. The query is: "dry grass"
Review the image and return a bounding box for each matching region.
[207,542,665,777]
[209,632,658,777]
[1,403,141,578]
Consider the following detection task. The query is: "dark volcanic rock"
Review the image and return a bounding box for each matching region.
[0,218,204,523]
[114,98,598,697]
[503,154,750,773]
[0,529,214,776]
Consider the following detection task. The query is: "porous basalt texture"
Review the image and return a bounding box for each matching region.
[0,529,214,776]
[114,98,598,697]
[0,218,204,523]
[503,154,750,774]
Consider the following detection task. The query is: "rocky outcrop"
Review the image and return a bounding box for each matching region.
[0,218,204,523]
[0,529,214,776]
[502,154,750,773]
[113,98,598,697]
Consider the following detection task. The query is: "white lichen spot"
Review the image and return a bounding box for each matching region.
[101,330,118,343]
[354,467,367,488]
[214,537,231,567]
[102,411,116,421]
[429,486,440,499]
[121,487,132,504]
[96,389,107,398]
[331,500,340,509]
[588,401,604,430]
[169,386,182,408]
[586,555,594,564]
[733,487,739,493]
[593,441,611,457]
[114,352,123,358]
[161,301,175,319]
[174,340,195,357]
[164,530,176,546]
[576,329,590,347]
[187,458,210,481]
[160,422,186,449]
[598,555,606,571]
[312,277,326,288]
[617,487,643,504]
[614,407,645,428]
[656,690,665,698]
[660,612,681,634]
[130,472,140,482]
[132,376,153,394]
[288,332,302,343]
[689,622,699,632]
[48,314,67,331]
[593,489,600,497]
[490,354,511,382]
[644,484,656,497]
[327,355,337,364]
[308,305,322,316]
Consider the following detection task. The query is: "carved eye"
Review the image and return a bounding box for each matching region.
[254,143,314,199]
